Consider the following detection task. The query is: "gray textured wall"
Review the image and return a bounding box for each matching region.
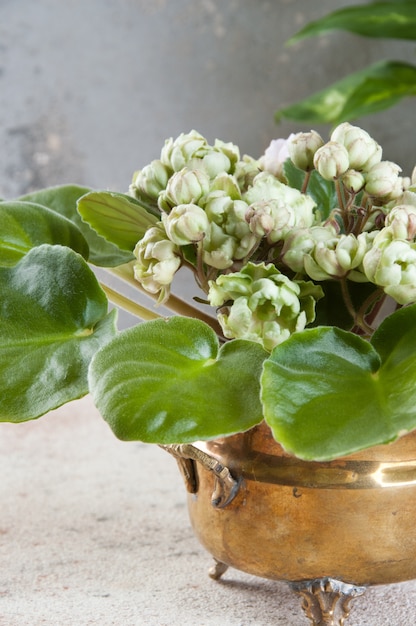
[1,0,414,201]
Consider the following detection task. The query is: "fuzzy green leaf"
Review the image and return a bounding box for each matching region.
[0,201,89,267]
[77,191,159,251]
[262,305,416,461]
[0,245,117,422]
[19,185,134,266]
[289,2,416,44]
[284,160,337,220]
[89,317,267,444]
[275,61,416,125]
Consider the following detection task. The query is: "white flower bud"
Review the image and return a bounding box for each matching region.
[160,130,207,172]
[282,226,336,274]
[202,194,256,267]
[385,204,416,240]
[208,262,323,351]
[365,161,402,198]
[162,203,209,246]
[363,230,416,304]
[243,172,316,242]
[245,204,275,238]
[259,135,295,180]
[187,151,231,178]
[158,167,210,211]
[133,223,181,303]
[288,131,324,171]
[130,160,171,200]
[305,233,367,281]
[341,169,366,193]
[313,141,350,180]
[331,123,382,171]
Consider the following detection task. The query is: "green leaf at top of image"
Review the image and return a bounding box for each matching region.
[89,317,267,444]
[288,1,416,44]
[18,185,134,267]
[261,304,416,461]
[275,61,416,126]
[0,244,117,422]
[0,200,89,267]
[77,190,159,252]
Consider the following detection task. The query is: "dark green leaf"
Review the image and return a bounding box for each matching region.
[0,245,117,422]
[284,160,337,220]
[262,305,416,460]
[0,201,89,267]
[89,317,267,443]
[275,61,416,125]
[289,2,416,44]
[19,185,134,266]
[77,191,159,251]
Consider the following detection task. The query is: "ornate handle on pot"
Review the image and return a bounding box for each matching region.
[161,443,241,509]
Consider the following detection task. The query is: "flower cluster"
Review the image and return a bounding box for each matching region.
[130,126,416,350]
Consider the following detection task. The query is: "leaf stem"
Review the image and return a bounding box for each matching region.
[100,284,161,321]
[108,263,222,334]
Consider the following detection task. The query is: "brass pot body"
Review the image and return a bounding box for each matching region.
[187,422,416,585]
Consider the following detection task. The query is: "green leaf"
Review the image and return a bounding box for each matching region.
[18,185,134,267]
[77,191,159,251]
[275,61,416,125]
[0,244,117,422]
[89,317,267,444]
[262,304,416,460]
[0,201,89,267]
[284,160,337,220]
[289,2,416,44]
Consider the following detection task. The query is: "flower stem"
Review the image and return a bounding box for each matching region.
[336,181,351,234]
[301,171,312,194]
[340,278,357,323]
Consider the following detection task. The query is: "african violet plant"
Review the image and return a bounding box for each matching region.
[1,124,416,461]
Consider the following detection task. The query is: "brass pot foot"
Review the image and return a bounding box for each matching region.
[290,578,366,626]
[208,558,229,580]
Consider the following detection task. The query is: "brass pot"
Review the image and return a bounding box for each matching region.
[167,422,416,625]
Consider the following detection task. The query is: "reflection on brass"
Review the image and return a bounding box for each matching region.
[163,443,241,508]
[291,578,366,626]
[193,439,416,490]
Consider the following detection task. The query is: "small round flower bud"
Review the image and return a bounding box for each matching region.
[365,161,402,198]
[363,230,416,305]
[161,130,207,172]
[158,167,210,211]
[133,223,181,303]
[245,204,275,238]
[162,203,210,246]
[385,204,416,240]
[331,123,382,171]
[288,131,324,171]
[341,169,366,193]
[130,160,171,201]
[313,142,350,180]
[259,135,295,180]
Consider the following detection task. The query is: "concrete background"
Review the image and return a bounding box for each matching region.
[1,2,416,624]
